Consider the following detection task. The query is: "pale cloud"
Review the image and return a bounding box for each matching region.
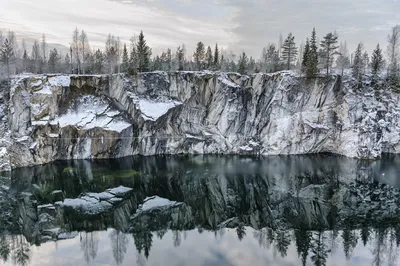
[0,0,399,58]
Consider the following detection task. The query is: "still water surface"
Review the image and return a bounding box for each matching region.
[1,154,400,266]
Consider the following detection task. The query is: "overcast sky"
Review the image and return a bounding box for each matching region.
[1,0,400,58]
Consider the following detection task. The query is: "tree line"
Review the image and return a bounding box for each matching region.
[0,25,399,88]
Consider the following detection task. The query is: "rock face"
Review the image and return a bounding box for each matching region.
[3,71,400,168]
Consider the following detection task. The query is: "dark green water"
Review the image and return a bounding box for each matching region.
[1,154,400,266]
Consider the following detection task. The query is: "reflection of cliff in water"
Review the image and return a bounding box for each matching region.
[2,154,400,265]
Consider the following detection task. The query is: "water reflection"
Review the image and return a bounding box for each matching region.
[0,154,400,265]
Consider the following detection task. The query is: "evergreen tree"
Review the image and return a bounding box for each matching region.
[128,40,137,75]
[302,38,310,73]
[205,46,213,69]
[362,51,369,74]
[320,32,339,75]
[265,44,280,73]
[238,52,248,74]
[371,44,385,80]
[166,48,172,71]
[31,40,42,73]
[63,53,71,73]
[281,33,298,70]
[352,42,364,83]
[122,43,129,73]
[193,42,205,70]
[48,48,61,73]
[22,49,29,72]
[336,41,350,75]
[308,28,319,76]
[93,49,104,74]
[0,39,14,86]
[176,45,185,71]
[213,43,220,70]
[387,25,400,85]
[41,34,47,73]
[136,31,151,72]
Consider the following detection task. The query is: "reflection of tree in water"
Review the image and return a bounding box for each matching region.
[173,230,181,247]
[0,234,11,263]
[236,224,246,241]
[132,229,153,259]
[11,235,31,266]
[275,229,291,258]
[80,231,99,264]
[372,227,387,266]
[109,229,129,266]
[342,224,358,260]
[311,231,329,266]
[294,229,311,266]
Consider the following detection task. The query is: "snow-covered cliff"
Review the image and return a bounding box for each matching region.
[2,70,400,169]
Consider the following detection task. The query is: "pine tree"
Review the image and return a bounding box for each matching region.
[213,43,220,70]
[128,41,137,75]
[176,45,185,71]
[136,31,151,72]
[166,48,172,71]
[193,42,205,70]
[31,40,42,73]
[238,52,248,74]
[387,25,400,85]
[22,49,29,72]
[48,48,60,73]
[41,34,47,73]
[302,38,310,73]
[352,42,364,83]
[265,44,280,73]
[308,28,319,76]
[320,32,339,75]
[205,46,213,69]
[281,33,298,70]
[0,39,14,86]
[362,51,369,74]
[93,49,104,74]
[122,43,129,73]
[63,53,71,73]
[336,42,350,76]
[371,44,385,79]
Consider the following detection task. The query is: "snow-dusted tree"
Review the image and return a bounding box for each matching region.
[238,52,248,74]
[336,42,350,75]
[93,49,104,73]
[71,27,81,74]
[265,44,280,73]
[128,36,137,75]
[307,28,319,76]
[136,31,151,72]
[371,44,385,79]
[193,42,205,70]
[176,45,185,71]
[79,30,90,74]
[48,48,61,73]
[31,40,42,73]
[121,43,129,73]
[362,51,369,74]
[63,53,70,73]
[22,49,29,73]
[213,43,220,70]
[320,32,339,75]
[205,46,213,69]
[41,34,47,73]
[352,42,364,83]
[387,25,400,84]
[105,34,119,74]
[0,39,15,86]
[302,38,310,74]
[281,33,298,70]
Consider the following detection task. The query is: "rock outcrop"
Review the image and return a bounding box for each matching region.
[2,70,400,169]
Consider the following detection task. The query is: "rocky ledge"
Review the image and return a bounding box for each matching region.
[1,70,399,169]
